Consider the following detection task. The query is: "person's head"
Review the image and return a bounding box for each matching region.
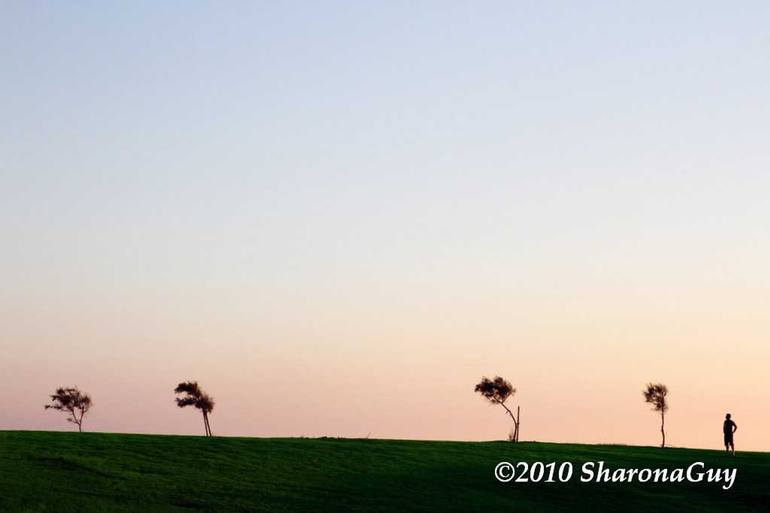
[726,413,731,420]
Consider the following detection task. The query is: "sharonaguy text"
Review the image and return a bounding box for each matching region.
[494,461,737,490]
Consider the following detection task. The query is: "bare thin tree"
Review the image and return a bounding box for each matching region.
[474,376,520,441]
[643,382,668,448]
[174,381,215,437]
[44,387,92,432]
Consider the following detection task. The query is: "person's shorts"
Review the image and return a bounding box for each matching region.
[724,434,734,445]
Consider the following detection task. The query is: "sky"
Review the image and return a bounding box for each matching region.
[1,1,769,451]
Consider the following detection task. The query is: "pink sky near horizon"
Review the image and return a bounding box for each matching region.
[3,263,769,451]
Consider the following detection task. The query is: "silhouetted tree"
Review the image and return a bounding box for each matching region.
[174,381,215,437]
[44,387,92,432]
[475,376,520,441]
[643,382,668,448]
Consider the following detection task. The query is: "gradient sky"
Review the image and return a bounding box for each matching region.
[2,2,769,451]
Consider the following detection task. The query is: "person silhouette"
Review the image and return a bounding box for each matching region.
[723,413,737,455]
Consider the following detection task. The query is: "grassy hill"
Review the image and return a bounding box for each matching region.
[1,431,768,512]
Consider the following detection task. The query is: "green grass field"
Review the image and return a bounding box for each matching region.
[1,431,768,512]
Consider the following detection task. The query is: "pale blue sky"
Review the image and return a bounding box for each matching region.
[2,2,770,448]
[4,1,769,293]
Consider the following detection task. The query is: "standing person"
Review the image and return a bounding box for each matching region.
[723,413,737,455]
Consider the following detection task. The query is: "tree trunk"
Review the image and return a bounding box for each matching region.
[202,411,210,437]
[497,400,519,442]
[515,406,520,442]
[660,412,665,448]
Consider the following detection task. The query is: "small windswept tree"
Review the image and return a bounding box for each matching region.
[643,382,668,448]
[475,376,520,441]
[174,381,215,437]
[44,387,92,432]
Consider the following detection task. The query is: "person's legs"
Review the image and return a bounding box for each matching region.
[725,435,734,454]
